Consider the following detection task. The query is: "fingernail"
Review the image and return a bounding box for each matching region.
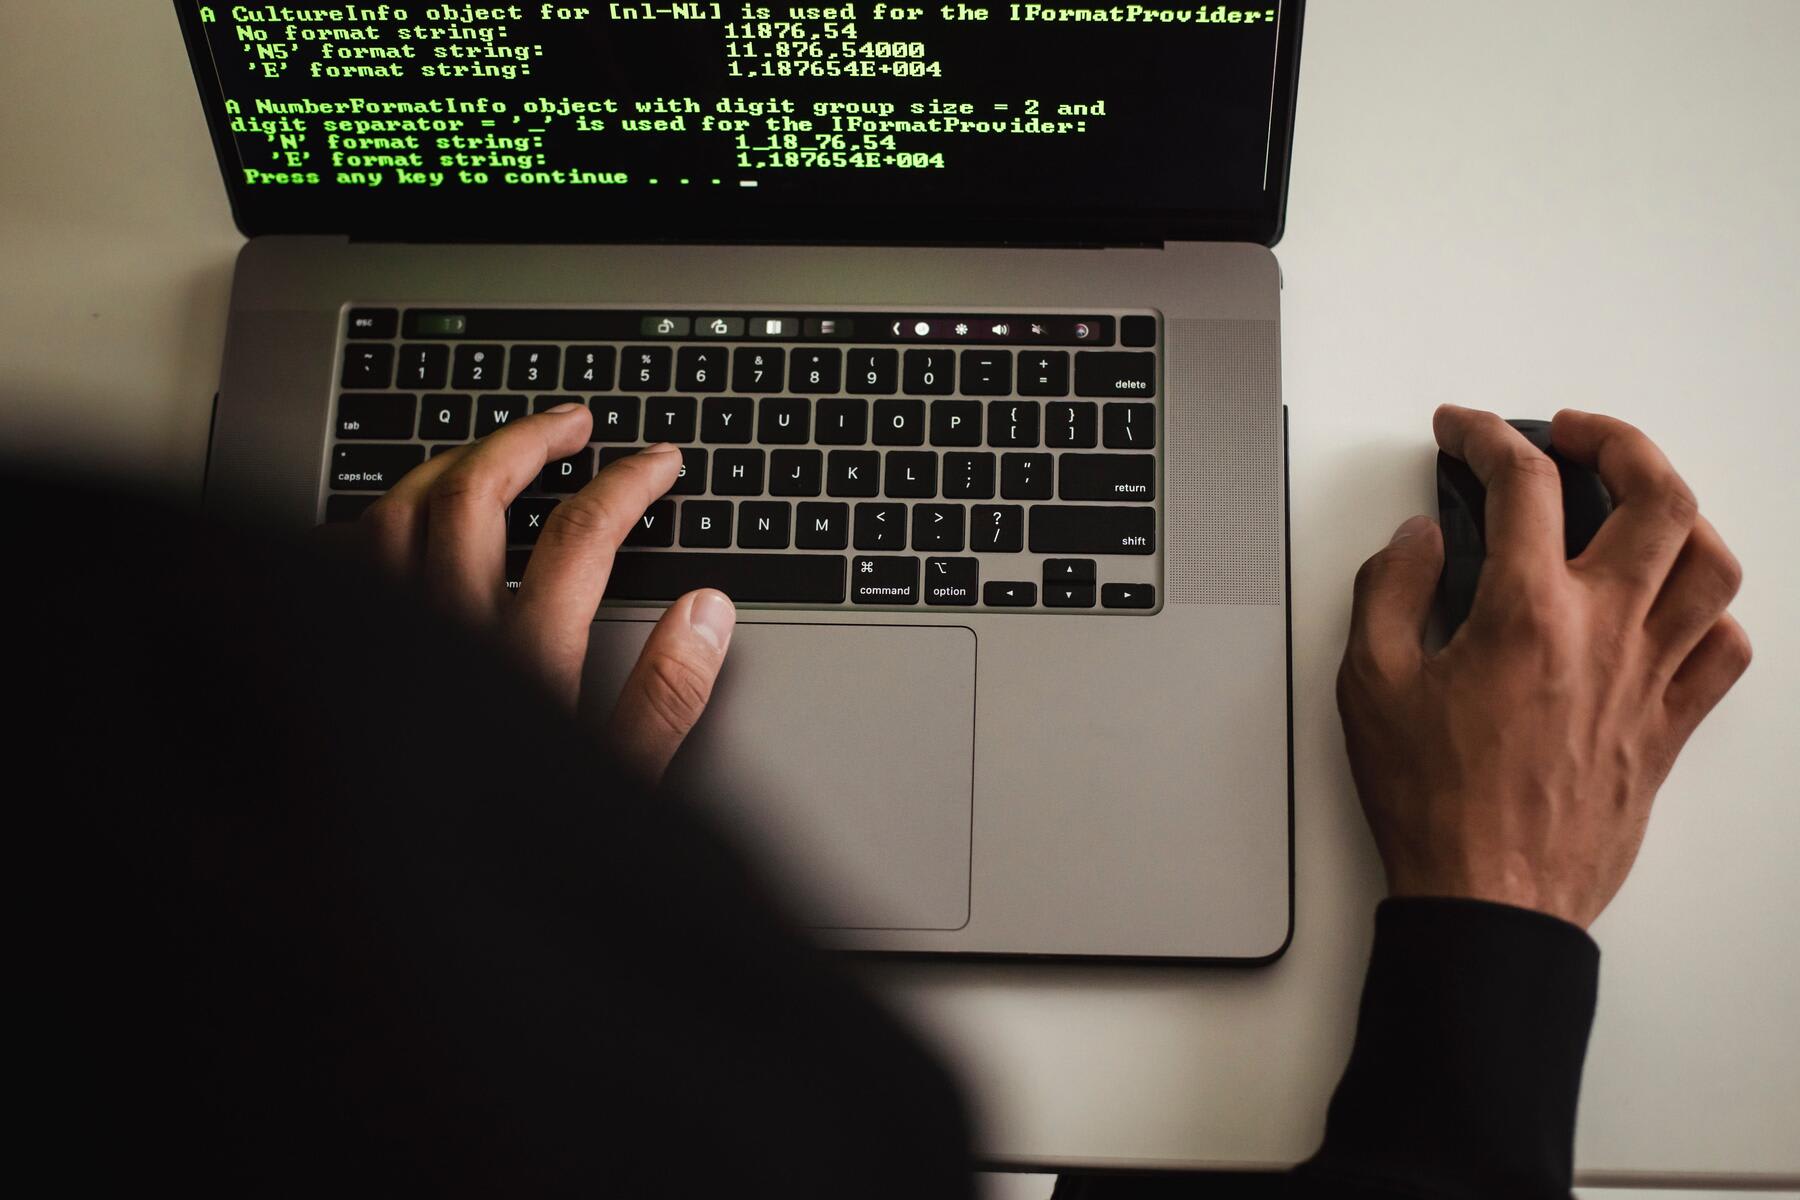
[1390,514,1432,544]
[639,442,681,456]
[548,402,584,415]
[687,589,736,654]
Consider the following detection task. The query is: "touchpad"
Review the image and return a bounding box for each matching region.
[586,622,975,931]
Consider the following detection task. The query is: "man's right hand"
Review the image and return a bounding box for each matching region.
[1336,406,1751,929]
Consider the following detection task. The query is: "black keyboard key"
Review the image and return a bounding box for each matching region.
[700,396,754,443]
[851,556,920,605]
[533,395,582,414]
[563,345,616,391]
[789,348,841,394]
[677,346,729,393]
[1045,402,1099,448]
[1044,559,1096,584]
[712,448,765,496]
[930,400,983,446]
[758,397,811,444]
[971,505,1024,552]
[873,399,926,446]
[331,444,422,491]
[475,395,527,437]
[625,499,676,547]
[827,450,879,497]
[540,449,594,494]
[1017,351,1070,397]
[681,500,733,547]
[643,396,698,442]
[608,552,846,605]
[1120,316,1158,348]
[670,447,708,495]
[770,449,823,496]
[336,393,416,440]
[815,399,869,445]
[958,350,1011,396]
[325,494,379,523]
[1058,453,1156,502]
[943,452,996,499]
[342,343,394,389]
[796,502,849,549]
[1104,403,1157,449]
[988,400,1041,447]
[737,501,791,549]
[1045,582,1096,608]
[1029,505,1155,554]
[347,308,397,339]
[884,451,937,498]
[1000,452,1053,499]
[505,549,530,592]
[452,345,503,390]
[925,557,978,606]
[419,394,473,441]
[732,347,786,393]
[984,580,1036,607]
[902,349,954,395]
[847,348,898,393]
[1102,582,1156,609]
[398,344,450,390]
[623,346,673,391]
[1075,351,1156,398]
[854,502,907,550]
[509,498,560,544]
[590,396,640,442]
[508,346,560,391]
[912,504,965,552]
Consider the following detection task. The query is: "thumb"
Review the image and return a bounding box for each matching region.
[605,589,736,784]
[1344,515,1443,684]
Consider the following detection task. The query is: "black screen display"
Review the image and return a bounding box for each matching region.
[177,2,1302,244]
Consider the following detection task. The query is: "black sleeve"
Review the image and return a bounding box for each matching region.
[1053,899,1599,1200]
[1291,897,1599,1199]
[11,481,975,1199]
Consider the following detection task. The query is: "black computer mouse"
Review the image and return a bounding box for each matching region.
[1436,419,1613,634]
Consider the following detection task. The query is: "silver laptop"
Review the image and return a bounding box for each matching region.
[179,1,1301,960]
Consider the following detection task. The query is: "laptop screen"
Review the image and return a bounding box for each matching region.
[176,1,1302,245]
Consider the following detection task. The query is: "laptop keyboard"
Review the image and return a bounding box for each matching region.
[326,307,1161,613]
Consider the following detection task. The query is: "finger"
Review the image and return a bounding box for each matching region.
[605,589,736,784]
[357,445,471,574]
[1433,405,1564,574]
[1663,613,1752,741]
[512,444,684,703]
[1643,516,1743,674]
[1551,409,1699,590]
[1344,514,1445,685]
[422,403,591,625]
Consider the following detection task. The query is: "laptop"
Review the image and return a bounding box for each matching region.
[177,0,1302,961]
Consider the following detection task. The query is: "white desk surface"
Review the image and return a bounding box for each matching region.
[3,1,1795,1187]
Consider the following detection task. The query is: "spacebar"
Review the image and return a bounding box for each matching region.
[607,553,846,604]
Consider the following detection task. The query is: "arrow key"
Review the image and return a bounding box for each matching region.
[1102,583,1156,609]
[1045,582,1096,608]
[983,581,1036,607]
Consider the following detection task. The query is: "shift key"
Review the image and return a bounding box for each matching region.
[1029,505,1155,554]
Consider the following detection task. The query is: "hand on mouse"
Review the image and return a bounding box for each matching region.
[1336,405,1751,928]
[352,404,734,783]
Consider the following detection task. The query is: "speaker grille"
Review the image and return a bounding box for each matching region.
[1164,318,1283,606]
